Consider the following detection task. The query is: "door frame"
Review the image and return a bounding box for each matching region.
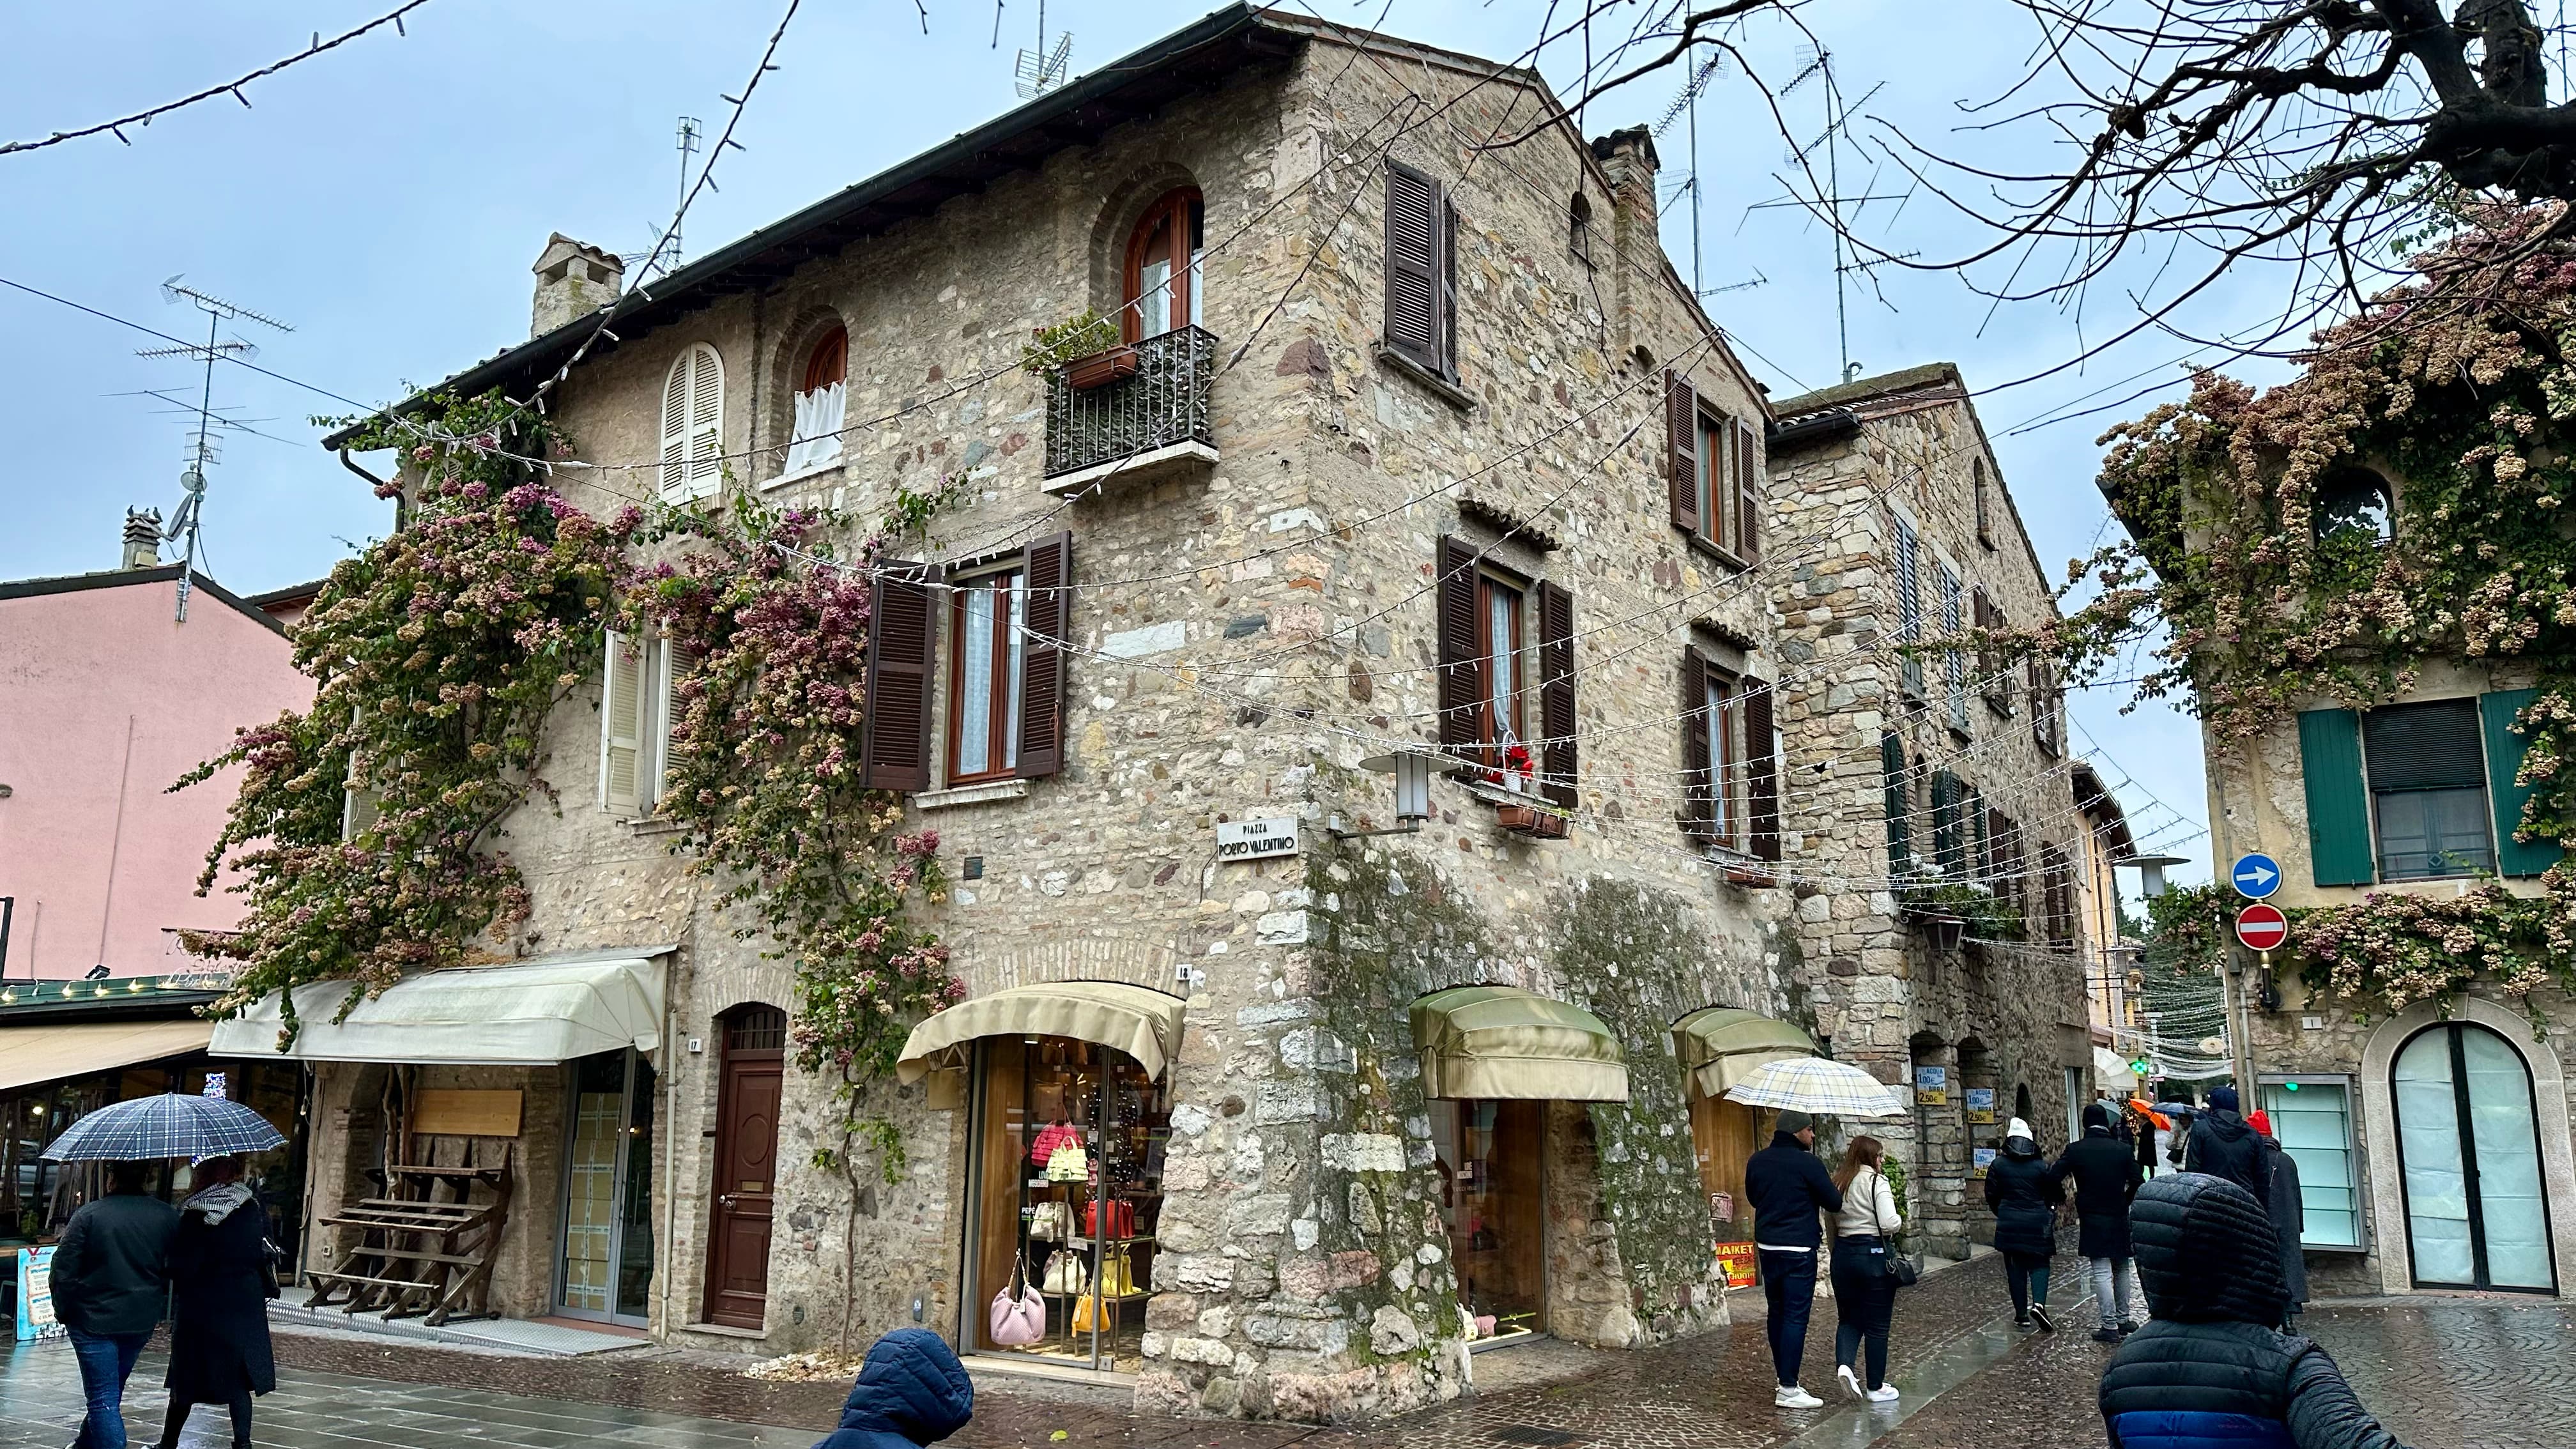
[2362,995,2575,1296]
[2388,1020,2558,1294]
[700,1005,786,1330]
[553,1048,654,1326]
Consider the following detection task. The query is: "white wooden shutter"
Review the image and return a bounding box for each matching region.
[341,706,378,841]
[659,344,724,501]
[649,636,702,809]
[600,630,646,813]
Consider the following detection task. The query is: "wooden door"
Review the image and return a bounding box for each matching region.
[703,1006,785,1328]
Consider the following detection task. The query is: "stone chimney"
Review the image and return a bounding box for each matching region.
[121,507,162,570]
[1588,127,1660,364]
[531,234,625,338]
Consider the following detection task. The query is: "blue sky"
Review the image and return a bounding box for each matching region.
[0,0,2255,884]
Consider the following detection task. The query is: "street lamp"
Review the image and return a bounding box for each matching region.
[2118,852,2191,897]
[1332,751,1438,839]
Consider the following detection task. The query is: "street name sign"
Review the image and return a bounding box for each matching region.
[2230,852,2283,900]
[2235,903,2288,952]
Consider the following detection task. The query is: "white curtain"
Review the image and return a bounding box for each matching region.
[781,381,846,477]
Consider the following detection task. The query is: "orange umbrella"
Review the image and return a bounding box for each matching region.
[2127,1097,2171,1130]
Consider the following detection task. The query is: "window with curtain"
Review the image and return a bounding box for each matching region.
[1700,666,1742,848]
[780,324,847,479]
[1477,573,1527,766]
[947,569,1029,783]
[1125,188,1204,342]
[2363,698,2494,880]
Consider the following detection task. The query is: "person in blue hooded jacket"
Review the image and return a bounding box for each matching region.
[2101,1174,2411,1449]
[813,1330,974,1449]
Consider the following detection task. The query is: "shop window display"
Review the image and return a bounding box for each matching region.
[1429,1098,1544,1342]
[971,1035,1169,1370]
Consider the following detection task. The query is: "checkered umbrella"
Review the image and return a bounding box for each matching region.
[1722,1057,1906,1119]
[40,1092,286,1162]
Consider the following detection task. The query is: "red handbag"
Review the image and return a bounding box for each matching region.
[1084,1197,1135,1239]
[1029,1121,1077,1167]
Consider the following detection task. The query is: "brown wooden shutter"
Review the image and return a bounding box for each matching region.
[1680,650,1713,844]
[1436,535,1481,752]
[1385,162,1442,371]
[1735,423,1761,562]
[1744,677,1779,861]
[1666,372,1699,533]
[861,563,940,792]
[1016,531,1071,779]
[1537,581,1575,809]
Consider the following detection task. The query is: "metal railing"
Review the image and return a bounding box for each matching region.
[1044,325,1217,480]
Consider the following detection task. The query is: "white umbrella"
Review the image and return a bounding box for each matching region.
[1723,1057,1906,1118]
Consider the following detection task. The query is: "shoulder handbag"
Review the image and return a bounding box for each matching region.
[1887,1254,1920,1289]
[260,1234,285,1300]
[1029,1200,1069,1242]
[989,1255,1046,1345]
[1045,1138,1090,1183]
[1041,1248,1087,1296]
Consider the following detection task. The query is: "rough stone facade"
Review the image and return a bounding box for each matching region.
[308,13,2099,1425]
[1763,366,2097,1259]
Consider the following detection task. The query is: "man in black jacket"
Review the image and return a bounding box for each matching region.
[2184,1085,2273,1215]
[2051,1102,2145,1340]
[1742,1110,1843,1409]
[49,1162,178,1449]
[2101,1174,2409,1448]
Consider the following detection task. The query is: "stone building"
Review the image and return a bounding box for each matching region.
[1762,364,2100,1259]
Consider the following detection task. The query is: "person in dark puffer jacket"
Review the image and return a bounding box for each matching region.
[813,1329,974,1449]
[2101,1174,2411,1449]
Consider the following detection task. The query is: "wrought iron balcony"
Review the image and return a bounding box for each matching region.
[1043,325,1218,495]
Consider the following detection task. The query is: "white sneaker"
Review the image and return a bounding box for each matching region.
[1775,1385,1824,1409]
[1868,1384,1900,1404]
[1837,1364,1865,1401]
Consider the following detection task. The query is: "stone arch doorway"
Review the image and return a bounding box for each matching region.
[702,1002,786,1328]
[2361,996,2576,1295]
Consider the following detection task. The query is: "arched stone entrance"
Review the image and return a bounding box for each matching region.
[2360,996,2576,1295]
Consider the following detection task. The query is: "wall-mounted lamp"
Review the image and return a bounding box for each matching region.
[1330,751,1436,839]
[2117,852,2191,897]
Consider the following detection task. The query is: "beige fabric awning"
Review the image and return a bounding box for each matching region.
[896,981,1188,1084]
[207,950,667,1065]
[0,1019,216,1094]
[1673,1007,1818,1099]
[1409,985,1629,1103]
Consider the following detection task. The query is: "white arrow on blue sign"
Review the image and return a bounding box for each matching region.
[2230,852,2283,900]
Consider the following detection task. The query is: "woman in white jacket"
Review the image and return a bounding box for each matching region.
[1828,1135,1905,1404]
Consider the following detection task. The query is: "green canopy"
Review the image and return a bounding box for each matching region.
[1409,985,1629,1103]
[1672,1007,1817,1100]
[896,981,1188,1083]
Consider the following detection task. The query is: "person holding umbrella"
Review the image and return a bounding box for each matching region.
[151,1154,277,1449]
[40,1092,288,1449]
[47,1162,177,1449]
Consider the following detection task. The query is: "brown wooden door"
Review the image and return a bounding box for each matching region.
[703,1006,785,1329]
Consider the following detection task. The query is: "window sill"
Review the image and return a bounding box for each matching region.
[761,456,846,491]
[1705,845,1778,886]
[1682,533,1750,572]
[916,778,1031,811]
[1374,345,1476,413]
[1461,779,1572,838]
[629,815,687,839]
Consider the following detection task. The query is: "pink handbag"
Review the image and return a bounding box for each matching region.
[989,1256,1046,1346]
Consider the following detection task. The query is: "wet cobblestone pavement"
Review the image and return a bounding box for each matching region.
[4,1259,2560,1449]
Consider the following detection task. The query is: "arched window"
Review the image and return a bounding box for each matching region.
[2315,467,2392,544]
[1123,188,1204,342]
[659,343,724,502]
[1568,192,1595,266]
[780,323,847,479]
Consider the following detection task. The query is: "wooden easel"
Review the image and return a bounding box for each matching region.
[305,1070,516,1326]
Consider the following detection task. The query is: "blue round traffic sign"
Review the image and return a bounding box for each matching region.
[2230,852,2283,900]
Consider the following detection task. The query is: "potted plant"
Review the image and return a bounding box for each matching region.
[1064,346,1140,390]
[1023,311,1133,390]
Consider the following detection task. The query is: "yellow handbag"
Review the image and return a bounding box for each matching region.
[1072,1286,1101,1333]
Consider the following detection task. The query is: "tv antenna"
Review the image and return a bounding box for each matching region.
[1013,0,1071,98]
[671,117,702,272]
[1653,50,1728,297]
[135,275,291,621]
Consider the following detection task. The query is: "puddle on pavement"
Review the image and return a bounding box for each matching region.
[1776,1308,2053,1449]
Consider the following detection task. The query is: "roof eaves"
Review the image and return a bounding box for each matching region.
[323,3,1280,448]
[0,565,289,638]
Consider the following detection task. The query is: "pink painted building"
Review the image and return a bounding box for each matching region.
[0,558,315,980]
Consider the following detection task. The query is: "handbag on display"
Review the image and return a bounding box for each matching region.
[1084,1197,1135,1240]
[1029,1200,1070,1241]
[1042,1248,1087,1296]
[1072,1289,1101,1334]
[1029,1121,1078,1167]
[1045,1137,1090,1183]
[990,1256,1046,1345]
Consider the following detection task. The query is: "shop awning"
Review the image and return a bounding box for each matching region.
[1672,1007,1817,1099]
[206,951,667,1065]
[896,981,1188,1083]
[1409,985,1629,1103]
[2094,1046,2139,1092]
[0,1020,215,1094]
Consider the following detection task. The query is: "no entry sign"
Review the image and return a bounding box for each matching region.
[2235,903,2289,952]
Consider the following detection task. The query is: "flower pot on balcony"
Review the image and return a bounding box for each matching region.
[1063,346,1140,392]
[1496,804,1570,839]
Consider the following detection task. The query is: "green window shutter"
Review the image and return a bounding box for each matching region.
[2297,708,2375,887]
[2480,689,2561,877]
[1882,733,1910,873]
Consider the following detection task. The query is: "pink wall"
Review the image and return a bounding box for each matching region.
[0,576,312,979]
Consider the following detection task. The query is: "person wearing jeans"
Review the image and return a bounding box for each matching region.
[1983,1117,2064,1330]
[48,1162,178,1449]
[1828,1135,1905,1404]
[1742,1109,1844,1408]
[2051,1101,2145,1341]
